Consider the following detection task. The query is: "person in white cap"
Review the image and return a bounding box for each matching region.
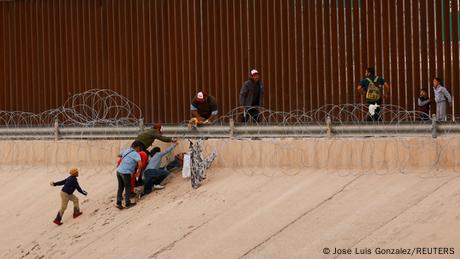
[240,69,264,122]
[189,91,218,128]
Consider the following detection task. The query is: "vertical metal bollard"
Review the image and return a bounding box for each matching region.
[139,118,144,133]
[54,119,59,141]
[229,118,234,138]
[326,115,332,137]
[431,114,437,138]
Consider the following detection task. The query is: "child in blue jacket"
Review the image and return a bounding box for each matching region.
[50,168,87,225]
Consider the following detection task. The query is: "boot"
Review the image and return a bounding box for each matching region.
[53,212,63,225]
[73,208,83,218]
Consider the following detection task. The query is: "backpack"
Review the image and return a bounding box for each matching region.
[365,77,381,102]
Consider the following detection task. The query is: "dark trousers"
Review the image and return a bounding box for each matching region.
[166,159,181,171]
[419,113,430,121]
[242,107,259,123]
[117,172,132,205]
[143,169,169,194]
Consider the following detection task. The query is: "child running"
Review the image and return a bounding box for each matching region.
[50,168,88,225]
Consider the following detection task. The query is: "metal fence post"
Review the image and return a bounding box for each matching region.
[229,118,235,138]
[326,115,332,137]
[139,118,144,132]
[54,119,59,141]
[431,114,437,138]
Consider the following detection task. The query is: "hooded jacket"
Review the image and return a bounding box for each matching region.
[240,79,264,107]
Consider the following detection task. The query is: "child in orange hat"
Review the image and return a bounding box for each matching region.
[50,168,88,225]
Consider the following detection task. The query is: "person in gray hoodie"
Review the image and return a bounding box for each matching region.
[432,77,452,121]
[240,69,264,122]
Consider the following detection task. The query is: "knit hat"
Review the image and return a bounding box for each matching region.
[69,168,79,177]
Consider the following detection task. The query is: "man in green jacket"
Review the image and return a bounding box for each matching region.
[135,123,174,151]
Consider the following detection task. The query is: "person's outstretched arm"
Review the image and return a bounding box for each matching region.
[158,143,177,158]
[50,179,66,186]
[153,130,173,143]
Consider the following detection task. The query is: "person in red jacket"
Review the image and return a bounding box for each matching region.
[50,168,87,225]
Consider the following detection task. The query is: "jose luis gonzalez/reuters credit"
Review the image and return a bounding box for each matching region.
[323,247,455,256]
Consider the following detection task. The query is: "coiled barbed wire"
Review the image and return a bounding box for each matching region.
[1,88,456,130]
[212,104,433,125]
[0,89,142,127]
[1,89,460,181]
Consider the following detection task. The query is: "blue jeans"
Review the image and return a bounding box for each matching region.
[143,169,169,194]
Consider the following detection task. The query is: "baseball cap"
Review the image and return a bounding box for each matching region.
[250,69,259,76]
[196,91,205,101]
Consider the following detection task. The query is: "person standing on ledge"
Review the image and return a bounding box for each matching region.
[432,77,452,122]
[240,69,264,123]
[417,88,431,121]
[356,67,390,121]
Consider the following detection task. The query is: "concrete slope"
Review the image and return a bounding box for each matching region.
[0,166,458,259]
[1,138,460,259]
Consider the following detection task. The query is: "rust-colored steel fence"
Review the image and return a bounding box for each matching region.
[1,0,459,123]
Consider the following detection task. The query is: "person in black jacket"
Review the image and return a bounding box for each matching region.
[50,168,88,225]
[240,69,264,122]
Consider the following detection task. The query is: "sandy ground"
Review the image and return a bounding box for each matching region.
[1,167,459,259]
[1,138,460,258]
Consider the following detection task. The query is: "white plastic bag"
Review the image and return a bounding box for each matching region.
[182,153,191,178]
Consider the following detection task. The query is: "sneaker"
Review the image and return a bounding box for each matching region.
[73,212,83,218]
[154,184,165,190]
[53,219,63,225]
[125,202,136,209]
[115,203,124,210]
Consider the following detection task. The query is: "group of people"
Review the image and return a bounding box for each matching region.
[115,124,183,209]
[50,124,184,225]
[188,69,264,127]
[49,67,453,224]
[357,67,452,121]
[416,78,452,121]
[190,67,452,125]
